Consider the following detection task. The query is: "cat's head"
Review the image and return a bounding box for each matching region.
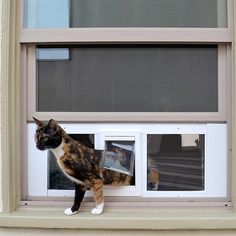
[33,117,62,151]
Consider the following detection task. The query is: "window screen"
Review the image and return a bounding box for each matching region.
[37,45,218,113]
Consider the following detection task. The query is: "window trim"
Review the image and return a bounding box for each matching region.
[25,44,228,122]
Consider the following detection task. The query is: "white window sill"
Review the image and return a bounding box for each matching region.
[0,206,236,230]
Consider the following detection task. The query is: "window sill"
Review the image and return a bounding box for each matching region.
[1,207,236,230]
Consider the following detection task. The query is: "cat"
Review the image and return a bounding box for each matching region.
[33,117,132,215]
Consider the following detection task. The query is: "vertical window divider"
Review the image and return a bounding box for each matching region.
[27,44,36,120]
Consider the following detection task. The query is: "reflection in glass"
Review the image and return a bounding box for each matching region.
[36,48,69,60]
[147,134,205,191]
[24,0,227,28]
[24,0,70,28]
[37,45,218,113]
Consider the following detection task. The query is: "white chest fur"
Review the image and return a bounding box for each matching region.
[51,142,65,159]
[50,141,86,186]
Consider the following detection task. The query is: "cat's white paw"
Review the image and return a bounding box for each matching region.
[91,207,103,215]
[64,207,78,216]
[91,202,104,215]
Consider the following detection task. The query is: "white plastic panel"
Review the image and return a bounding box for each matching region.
[27,123,227,200]
[27,123,48,196]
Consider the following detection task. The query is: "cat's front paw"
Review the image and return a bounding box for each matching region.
[64,207,79,216]
[91,202,104,215]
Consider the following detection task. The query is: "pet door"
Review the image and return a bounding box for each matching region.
[103,141,135,176]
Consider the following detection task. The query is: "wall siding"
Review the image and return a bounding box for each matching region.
[0,0,3,213]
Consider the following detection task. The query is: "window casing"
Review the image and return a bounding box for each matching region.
[20,0,233,207]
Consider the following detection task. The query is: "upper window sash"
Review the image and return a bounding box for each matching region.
[20,0,233,44]
[23,0,229,28]
[24,44,228,122]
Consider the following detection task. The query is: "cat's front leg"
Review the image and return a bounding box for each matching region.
[64,183,86,216]
[91,179,104,215]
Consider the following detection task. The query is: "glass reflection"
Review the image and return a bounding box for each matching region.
[147,134,205,191]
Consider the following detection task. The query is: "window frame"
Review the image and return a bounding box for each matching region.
[1,0,236,230]
[20,0,233,202]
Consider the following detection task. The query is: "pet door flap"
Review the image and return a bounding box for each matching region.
[103,141,135,176]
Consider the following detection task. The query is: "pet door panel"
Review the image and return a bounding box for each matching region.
[147,134,205,191]
[48,134,94,190]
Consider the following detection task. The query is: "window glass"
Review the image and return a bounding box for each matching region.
[24,0,70,28]
[24,0,227,28]
[37,45,218,112]
[147,134,205,191]
[49,134,94,190]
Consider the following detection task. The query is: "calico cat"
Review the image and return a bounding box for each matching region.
[33,117,132,215]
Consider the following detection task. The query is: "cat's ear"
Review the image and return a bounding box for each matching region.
[48,119,58,127]
[48,119,61,134]
[33,117,44,127]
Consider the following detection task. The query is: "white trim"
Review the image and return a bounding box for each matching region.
[27,123,47,196]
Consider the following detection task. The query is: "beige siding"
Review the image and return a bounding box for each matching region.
[0,0,3,213]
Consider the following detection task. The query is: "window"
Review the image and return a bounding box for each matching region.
[21,0,232,208]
